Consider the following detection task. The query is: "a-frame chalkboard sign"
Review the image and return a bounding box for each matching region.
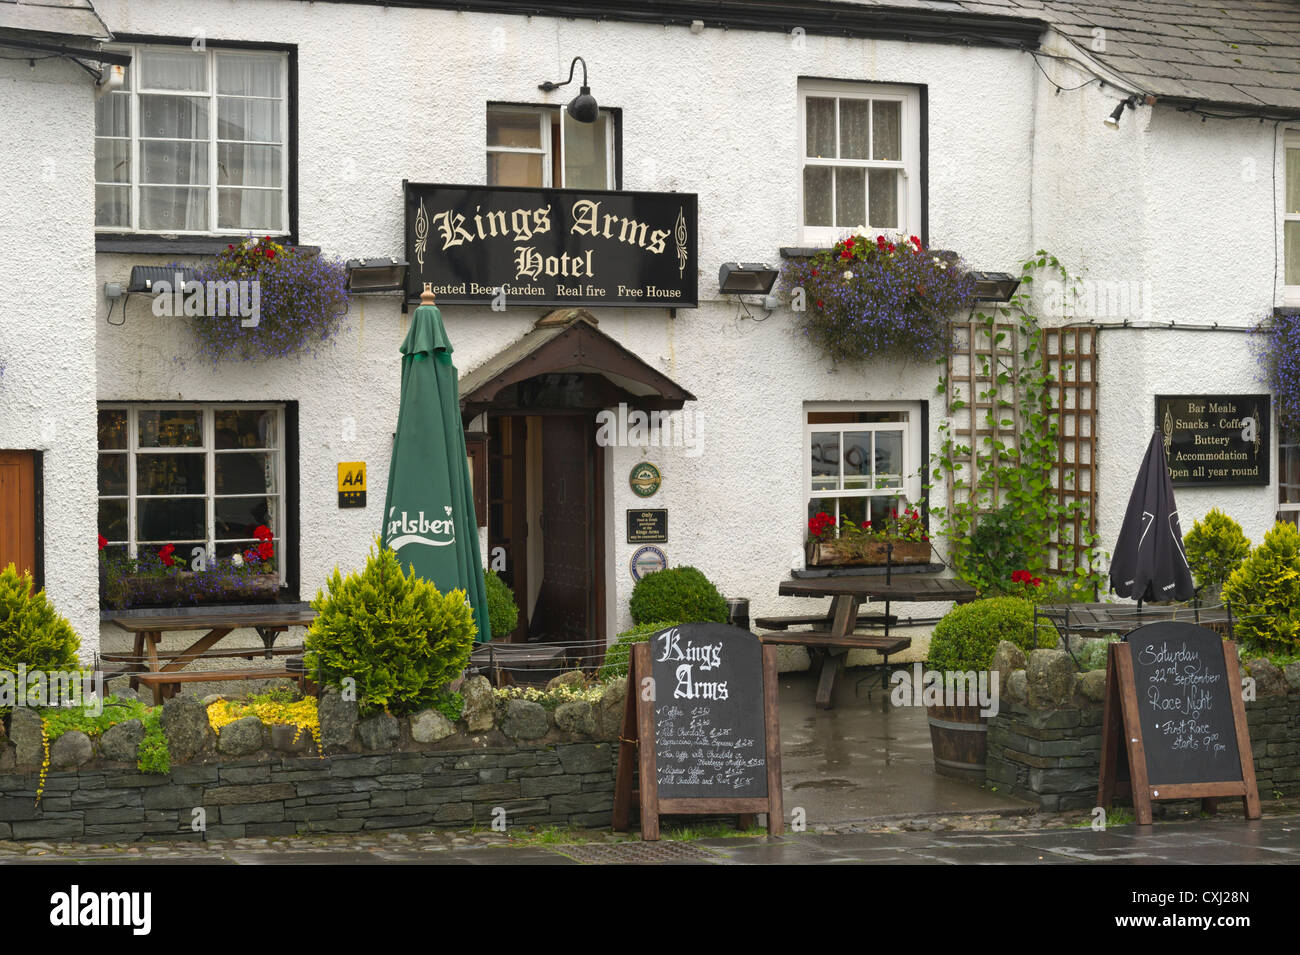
[611,623,784,840]
[1098,621,1260,825]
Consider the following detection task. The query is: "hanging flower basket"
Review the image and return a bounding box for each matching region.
[183,236,350,362]
[781,233,975,363]
[1255,309,1300,428]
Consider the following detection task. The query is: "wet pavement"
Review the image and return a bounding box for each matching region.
[1,814,1296,864]
[776,670,1032,821]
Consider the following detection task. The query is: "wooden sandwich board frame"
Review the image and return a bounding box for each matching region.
[612,640,784,841]
[1097,639,1260,825]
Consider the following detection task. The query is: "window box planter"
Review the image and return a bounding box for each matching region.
[805,540,931,567]
[107,572,280,610]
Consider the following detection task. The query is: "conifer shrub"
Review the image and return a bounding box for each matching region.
[304,544,477,716]
[0,563,80,675]
[628,566,727,625]
[1184,509,1251,592]
[928,596,1055,672]
[484,569,519,639]
[1221,521,1300,656]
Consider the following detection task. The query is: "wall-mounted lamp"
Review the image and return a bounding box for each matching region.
[719,262,779,296]
[345,257,408,292]
[970,271,1021,302]
[538,56,598,123]
[1104,96,1137,129]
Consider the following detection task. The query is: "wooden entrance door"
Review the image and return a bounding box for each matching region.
[0,451,39,585]
[533,416,598,656]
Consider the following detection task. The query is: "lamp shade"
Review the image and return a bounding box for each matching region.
[567,86,598,123]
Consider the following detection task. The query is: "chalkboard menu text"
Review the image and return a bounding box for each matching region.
[1156,395,1269,486]
[1097,622,1259,824]
[612,623,783,840]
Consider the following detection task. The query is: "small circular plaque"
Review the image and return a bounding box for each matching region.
[629,461,662,498]
[630,545,668,581]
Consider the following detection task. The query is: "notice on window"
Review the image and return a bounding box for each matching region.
[1156,395,1269,486]
[404,183,697,308]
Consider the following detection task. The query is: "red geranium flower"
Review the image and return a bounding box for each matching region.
[811,269,819,277]
[840,250,852,260]
[816,300,824,308]
[265,248,275,259]
[257,540,274,561]
[253,525,273,541]
[159,544,176,567]
[97,534,106,550]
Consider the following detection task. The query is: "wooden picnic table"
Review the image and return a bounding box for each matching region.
[767,576,977,709]
[105,607,317,704]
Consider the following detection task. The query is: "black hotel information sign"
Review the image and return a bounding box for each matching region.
[626,509,667,543]
[1156,395,1269,487]
[404,182,697,308]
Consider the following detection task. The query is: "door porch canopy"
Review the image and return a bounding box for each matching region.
[457,309,695,423]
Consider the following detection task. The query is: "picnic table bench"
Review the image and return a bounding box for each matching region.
[105,607,316,704]
[767,576,977,709]
[753,611,897,631]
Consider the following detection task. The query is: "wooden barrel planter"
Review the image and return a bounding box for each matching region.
[926,703,988,781]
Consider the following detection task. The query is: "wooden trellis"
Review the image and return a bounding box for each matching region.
[946,319,1098,575]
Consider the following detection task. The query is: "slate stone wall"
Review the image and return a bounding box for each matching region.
[0,742,617,842]
[986,695,1300,811]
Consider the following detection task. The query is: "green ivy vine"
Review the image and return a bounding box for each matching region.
[926,250,1107,598]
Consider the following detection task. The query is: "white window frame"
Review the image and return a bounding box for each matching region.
[803,401,924,526]
[1280,424,1300,524]
[798,80,922,246]
[97,403,287,573]
[485,104,616,189]
[1283,129,1300,306]
[95,43,291,236]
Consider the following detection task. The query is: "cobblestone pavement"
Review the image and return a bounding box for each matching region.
[1,806,1296,865]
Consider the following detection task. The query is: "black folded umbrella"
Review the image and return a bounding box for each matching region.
[1109,429,1196,603]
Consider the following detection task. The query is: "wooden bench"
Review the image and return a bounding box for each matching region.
[134,667,301,705]
[102,645,304,667]
[469,642,569,688]
[758,631,911,655]
[753,612,897,631]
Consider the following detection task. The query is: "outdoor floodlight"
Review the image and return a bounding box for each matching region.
[970,271,1021,302]
[539,56,598,123]
[718,262,779,296]
[127,265,199,293]
[1104,97,1135,129]
[345,257,408,292]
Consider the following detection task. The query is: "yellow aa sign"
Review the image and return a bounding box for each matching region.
[338,462,366,508]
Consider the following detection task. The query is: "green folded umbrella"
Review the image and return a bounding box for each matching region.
[381,292,491,643]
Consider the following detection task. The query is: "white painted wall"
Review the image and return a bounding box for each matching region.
[0,54,100,655]
[0,0,1263,658]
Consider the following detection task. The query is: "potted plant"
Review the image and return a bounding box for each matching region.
[924,596,1053,780]
[806,505,931,567]
[1183,508,1250,605]
[780,232,975,364]
[102,526,280,610]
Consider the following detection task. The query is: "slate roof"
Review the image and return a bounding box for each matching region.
[840,0,1300,113]
[0,0,110,39]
